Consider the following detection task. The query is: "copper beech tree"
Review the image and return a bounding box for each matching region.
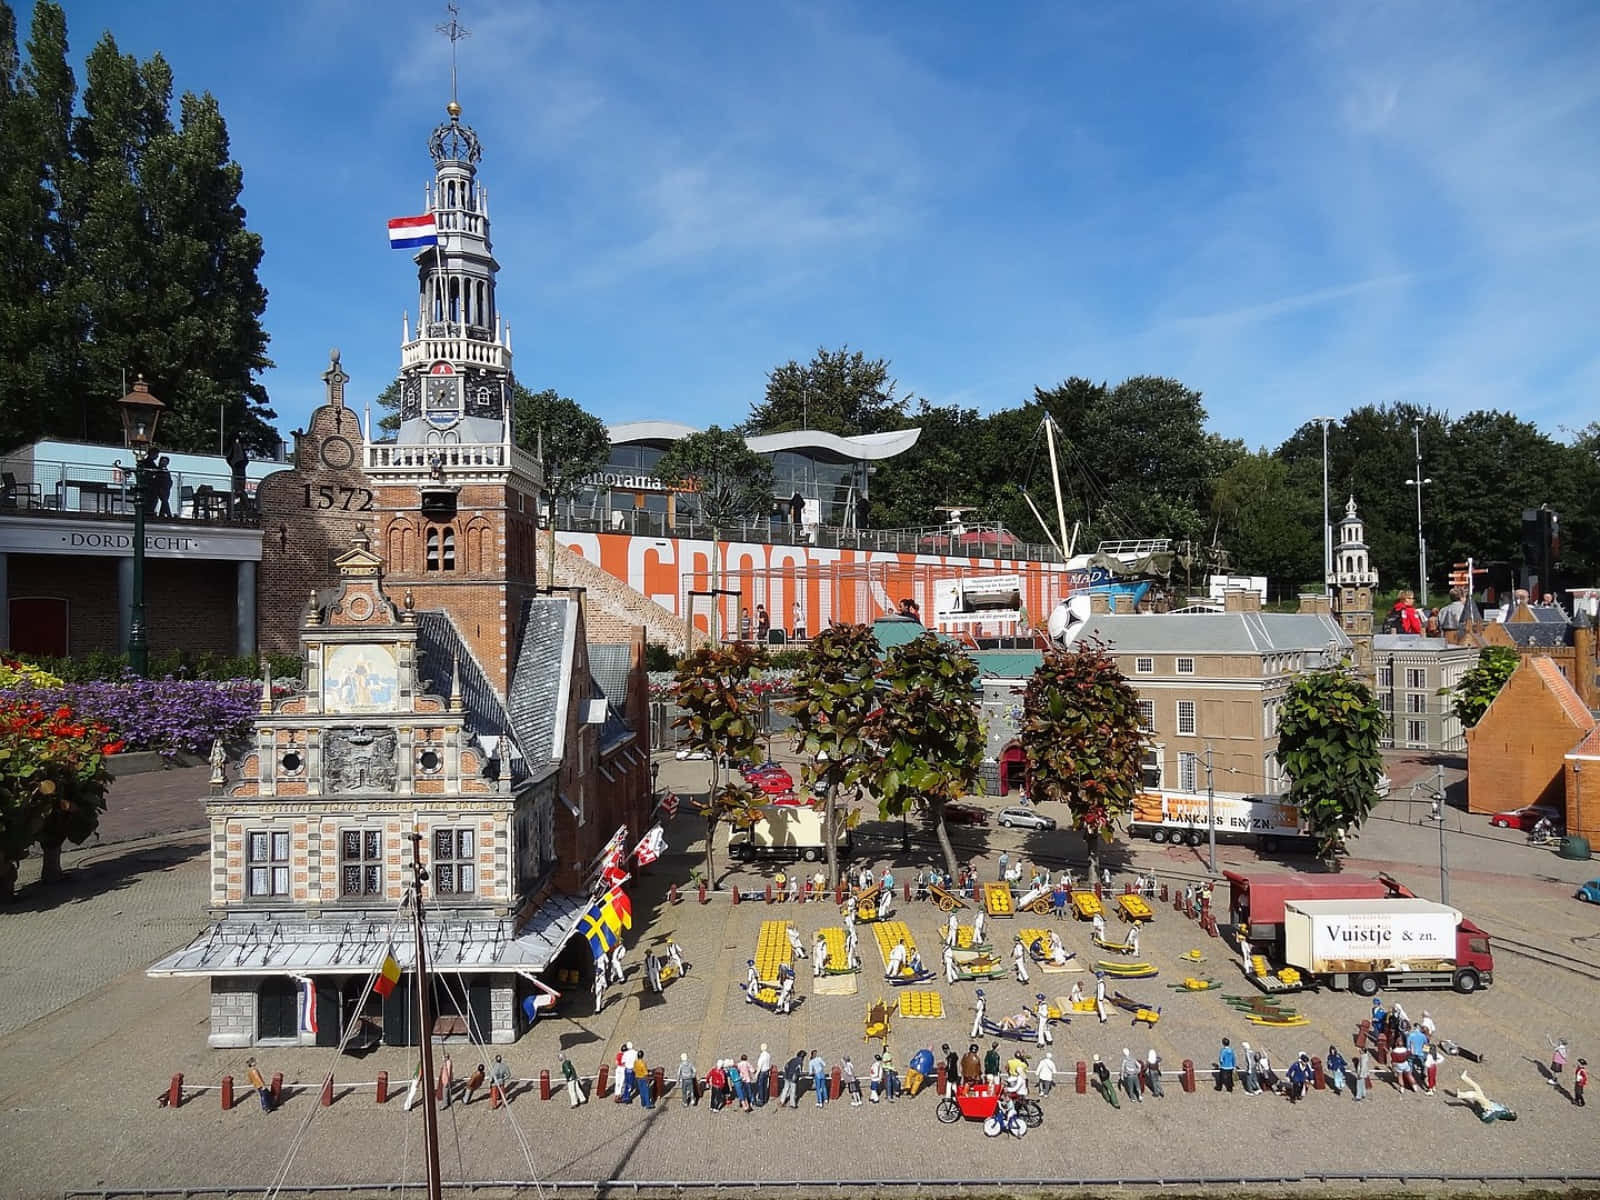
[671,641,769,886]
[864,633,985,880]
[1019,639,1147,886]
[786,621,880,888]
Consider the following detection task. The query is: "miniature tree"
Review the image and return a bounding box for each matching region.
[1276,666,1386,867]
[672,641,769,885]
[1019,639,1147,886]
[864,633,985,879]
[786,621,881,888]
[1448,645,1520,729]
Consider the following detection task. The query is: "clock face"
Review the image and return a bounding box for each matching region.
[425,375,461,428]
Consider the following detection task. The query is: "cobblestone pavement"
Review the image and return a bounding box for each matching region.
[1,752,1597,1198]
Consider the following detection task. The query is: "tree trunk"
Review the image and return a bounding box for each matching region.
[823,770,840,891]
[704,760,721,887]
[40,840,64,884]
[1087,843,1101,893]
[930,799,960,880]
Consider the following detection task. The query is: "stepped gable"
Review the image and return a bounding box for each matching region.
[537,537,683,650]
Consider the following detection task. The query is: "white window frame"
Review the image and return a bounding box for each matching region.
[1176,700,1197,736]
[1134,656,1154,674]
[1137,699,1155,732]
[1176,656,1196,675]
[1406,667,1426,689]
[340,829,384,897]
[432,827,477,896]
[1378,665,1393,688]
[247,829,290,898]
[1406,719,1427,747]
[1406,693,1426,714]
[1178,751,1199,793]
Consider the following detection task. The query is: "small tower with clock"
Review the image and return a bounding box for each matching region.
[1331,495,1379,679]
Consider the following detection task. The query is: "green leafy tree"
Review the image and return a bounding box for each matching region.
[1019,640,1147,884]
[746,345,910,437]
[863,633,984,879]
[654,426,774,642]
[372,379,402,437]
[1213,450,1323,593]
[1276,668,1386,866]
[0,5,274,454]
[786,622,881,888]
[1448,645,1520,729]
[672,642,768,885]
[512,387,609,589]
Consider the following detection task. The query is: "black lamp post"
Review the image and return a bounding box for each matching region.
[117,376,165,677]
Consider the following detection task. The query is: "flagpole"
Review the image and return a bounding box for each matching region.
[406,833,444,1200]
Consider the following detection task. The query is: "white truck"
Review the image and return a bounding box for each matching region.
[1128,789,1313,852]
[1280,898,1495,995]
[727,805,851,864]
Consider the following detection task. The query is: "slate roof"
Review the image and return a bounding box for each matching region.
[1373,634,1454,652]
[508,597,576,770]
[589,643,633,706]
[1075,611,1351,659]
[415,610,527,783]
[1501,622,1572,649]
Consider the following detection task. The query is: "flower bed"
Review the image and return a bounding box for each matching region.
[0,676,261,760]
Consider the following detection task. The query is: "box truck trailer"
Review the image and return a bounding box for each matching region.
[727,805,851,864]
[1280,898,1494,995]
[1130,790,1312,851]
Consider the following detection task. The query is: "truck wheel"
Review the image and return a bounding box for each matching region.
[1186,831,1203,847]
[1259,836,1277,853]
[803,847,820,862]
[1150,829,1168,844]
[1353,973,1380,997]
[1454,970,1479,995]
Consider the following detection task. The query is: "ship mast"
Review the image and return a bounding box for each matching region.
[406,832,444,1200]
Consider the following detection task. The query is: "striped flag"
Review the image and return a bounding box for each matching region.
[660,791,679,820]
[601,886,633,930]
[631,825,666,867]
[373,950,402,998]
[299,977,319,1034]
[387,214,438,249]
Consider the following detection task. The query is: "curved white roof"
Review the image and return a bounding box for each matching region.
[607,420,921,461]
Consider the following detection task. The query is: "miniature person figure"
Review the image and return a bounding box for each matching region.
[1035,994,1053,1047]
[464,1062,486,1105]
[1241,937,1254,977]
[972,909,987,947]
[593,966,607,1013]
[1573,1058,1588,1107]
[971,988,987,1039]
[562,1055,585,1107]
[754,1043,772,1106]
[786,923,806,960]
[844,923,859,968]
[1216,1038,1236,1093]
[1549,1036,1570,1086]
[775,971,794,1014]
[792,599,804,640]
[674,1054,695,1107]
[997,851,1010,882]
[666,939,686,976]
[1005,1051,1029,1097]
[1091,1054,1119,1108]
[1425,1042,1442,1095]
[1353,1046,1374,1101]
[404,1060,426,1111]
[1125,922,1140,957]
[843,1055,862,1105]
[961,1043,983,1085]
[1239,1041,1260,1094]
[1419,1010,1437,1039]
[1102,867,1112,888]
[1455,1071,1518,1122]
[813,934,829,978]
[1144,1048,1165,1098]
[1037,1050,1057,1095]
[438,1052,455,1109]
[877,886,894,920]
[208,737,227,786]
[1121,1048,1144,1103]
[984,1042,1002,1085]
[1092,912,1107,942]
[1325,1044,1348,1094]
[609,942,627,985]
[944,943,959,984]
[1012,935,1030,983]
[744,959,760,1002]
[246,1057,273,1112]
[487,1055,513,1106]
[1068,980,1084,1005]
[1288,1052,1313,1103]
[645,949,663,994]
[886,938,908,979]
[756,604,770,640]
[946,911,960,948]
[908,947,926,978]
[1095,971,1111,1024]
[1048,931,1070,966]
[740,608,752,641]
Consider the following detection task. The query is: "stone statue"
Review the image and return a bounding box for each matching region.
[209,737,227,786]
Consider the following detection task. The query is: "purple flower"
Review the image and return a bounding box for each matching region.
[0,675,259,759]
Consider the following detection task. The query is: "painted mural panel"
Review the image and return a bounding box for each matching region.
[323,643,400,713]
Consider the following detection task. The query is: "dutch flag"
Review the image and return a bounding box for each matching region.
[387,214,438,250]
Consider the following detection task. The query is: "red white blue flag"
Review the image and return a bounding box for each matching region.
[299,977,318,1034]
[387,214,438,249]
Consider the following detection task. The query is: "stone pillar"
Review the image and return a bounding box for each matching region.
[236,560,258,658]
[208,976,258,1048]
[491,978,516,1044]
[117,555,135,653]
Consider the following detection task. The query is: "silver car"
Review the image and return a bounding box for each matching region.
[997,806,1056,831]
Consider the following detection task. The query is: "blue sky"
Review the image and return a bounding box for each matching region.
[28,0,1600,449]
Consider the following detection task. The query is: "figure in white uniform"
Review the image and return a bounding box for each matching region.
[885,938,908,979]
[1240,938,1253,976]
[944,943,959,983]
[610,942,627,985]
[745,959,760,1002]
[813,935,829,978]
[908,948,925,978]
[776,972,794,1014]
[667,940,686,975]
[972,910,987,947]
[971,989,988,1039]
[1068,980,1084,1005]
[1125,922,1140,957]
[845,925,859,968]
[1094,972,1111,1024]
[946,911,960,948]
[786,924,806,959]
[1091,912,1106,942]
[1035,995,1053,1047]
[593,967,607,1012]
[878,888,894,920]
[1012,936,1030,984]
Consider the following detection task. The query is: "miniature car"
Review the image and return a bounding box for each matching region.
[674,748,710,761]
[997,807,1056,831]
[1490,805,1563,831]
[943,803,990,827]
[1577,879,1600,905]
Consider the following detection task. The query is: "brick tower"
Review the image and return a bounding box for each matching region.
[1331,495,1379,679]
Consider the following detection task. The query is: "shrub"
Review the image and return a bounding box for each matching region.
[0,676,259,760]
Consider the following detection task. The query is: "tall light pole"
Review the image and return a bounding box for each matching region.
[1313,417,1334,594]
[1204,742,1217,876]
[1429,762,1449,905]
[1406,421,1431,608]
[117,377,165,678]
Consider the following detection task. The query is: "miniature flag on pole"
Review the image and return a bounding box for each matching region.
[387,214,438,249]
[299,977,319,1034]
[373,950,402,998]
[579,901,621,958]
[631,825,666,867]
[600,886,633,931]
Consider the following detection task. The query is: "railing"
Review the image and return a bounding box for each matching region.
[0,455,259,525]
[399,333,509,371]
[363,442,542,485]
[552,505,1065,563]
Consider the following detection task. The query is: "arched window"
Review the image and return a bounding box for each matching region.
[426,528,440,572]
[442,528,456,571]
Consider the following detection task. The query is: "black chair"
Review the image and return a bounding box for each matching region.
[2,471,42,508]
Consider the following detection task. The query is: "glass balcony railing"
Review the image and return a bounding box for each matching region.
[1,455,260,526]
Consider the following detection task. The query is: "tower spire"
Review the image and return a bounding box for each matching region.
[436,3,471,112]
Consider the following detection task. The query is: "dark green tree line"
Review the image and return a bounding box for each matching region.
[0,1,273,454]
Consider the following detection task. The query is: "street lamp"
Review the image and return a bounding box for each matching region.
[1406,421,1431,607]
[117,376,165,678]
[1428,763,1449,906]
[1313,417,1334,594]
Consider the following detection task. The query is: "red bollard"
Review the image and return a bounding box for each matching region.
[540,1069,551,1100]
[167,1073,184,1109]
[1075,1061,1088,1094]
[653,1066,665,1101]
[1181,1060,1196,1093]
[270,1072,283,1106]
[668,883,679,904]
[1160,884,1169,902]
[376,1070,389,1103]
[321,1076,334,1106]
[596,1064,610,1096]
[903,882,912,903]
[698,881,707,904]
[1312,1056,1326,1090]
[768,1066,779,1098]
[765,884,773,903]
[1173,892,1183,911]
[221,1076,234,1110]
[490,1084,503,1109]
[830,1065,842,1100]
[936,1063,947,1094]
[732,886,741,905]
[1094,882,1103,900]
[836,883,846,905]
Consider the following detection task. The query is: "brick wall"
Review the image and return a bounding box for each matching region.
[1466,665,1585,813]
[6,552,237,657]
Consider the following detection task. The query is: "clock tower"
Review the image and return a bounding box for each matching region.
[1331,496,1379,679]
